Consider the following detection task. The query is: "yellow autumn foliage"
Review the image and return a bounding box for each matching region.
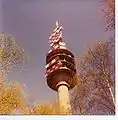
[32,102,60,115]
[0,82,27,114]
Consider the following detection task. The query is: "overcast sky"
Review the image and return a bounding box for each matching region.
[0,0,2,31]
[0,0,112,104]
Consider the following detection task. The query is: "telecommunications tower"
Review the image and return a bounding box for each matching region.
[45,21,77,114]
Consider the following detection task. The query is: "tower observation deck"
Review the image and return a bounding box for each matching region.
[45,21,77,114]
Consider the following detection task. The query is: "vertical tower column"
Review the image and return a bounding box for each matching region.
[57,81,71,114]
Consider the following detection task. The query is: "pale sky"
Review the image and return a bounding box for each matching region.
[0,0,2,31]
[0,0,112,104]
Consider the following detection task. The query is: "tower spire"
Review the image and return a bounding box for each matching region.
[48,21,66,54]
[56,20,59,28]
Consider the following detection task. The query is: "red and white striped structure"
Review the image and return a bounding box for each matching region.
[45,21,67,77]
[48,22,67,55]
[48,21,66,50]
[45,56,62,77]
[45,56,59,69]
[45,61,62,77]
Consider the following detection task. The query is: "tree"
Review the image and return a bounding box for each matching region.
[0,82,27,114]
[0,33,27,114]
[0,33,26,75]
[32,103,57,115]
[102,0,115,31]
[12,102,60,115]
[71,40,115,115]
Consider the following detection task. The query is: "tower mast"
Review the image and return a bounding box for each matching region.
[45,21,76,114]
